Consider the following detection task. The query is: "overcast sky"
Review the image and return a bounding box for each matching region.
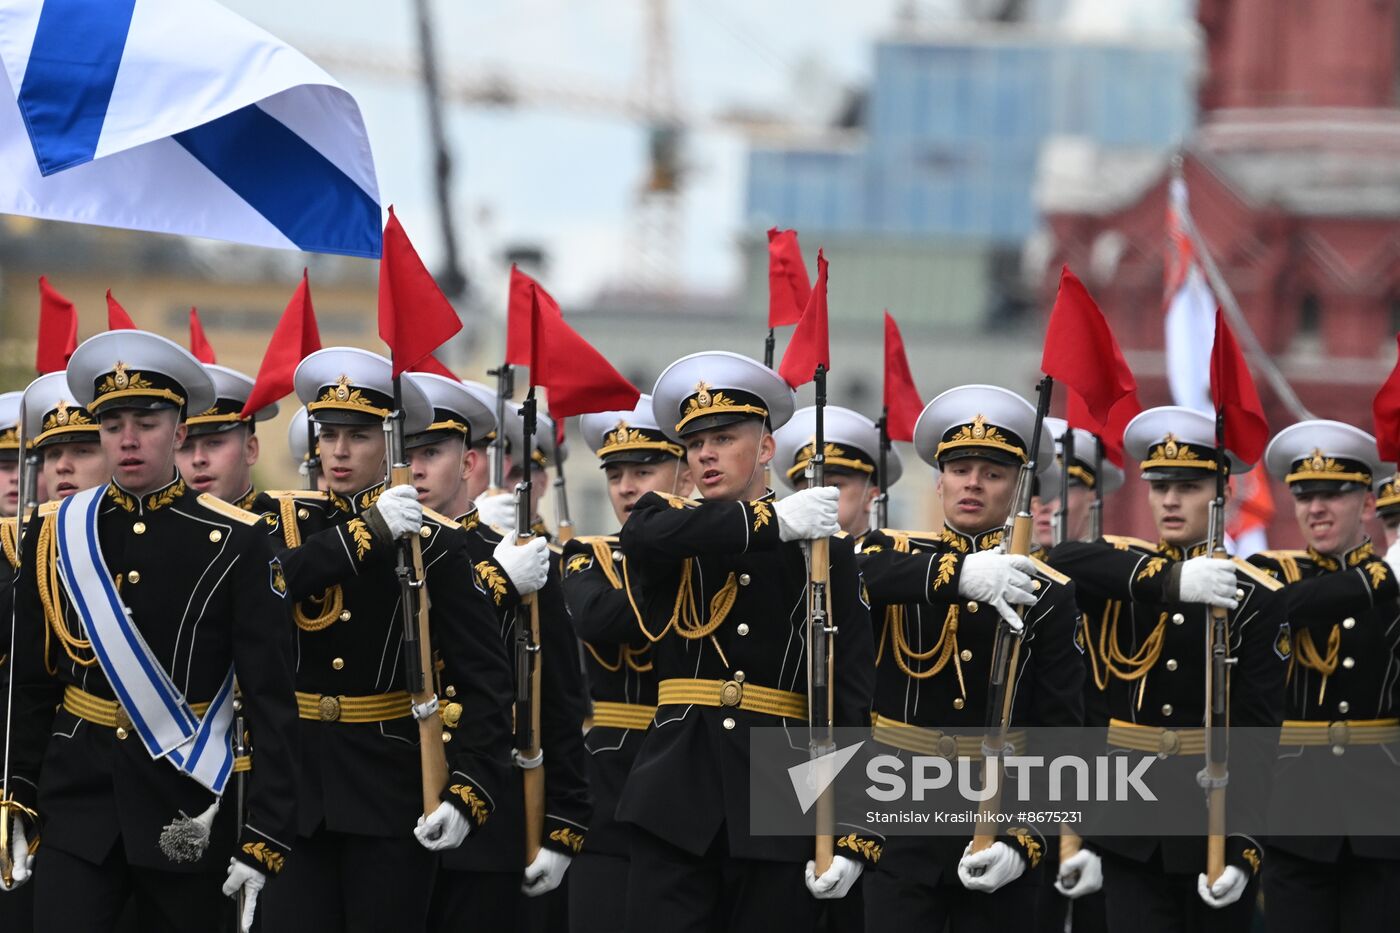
[221,0,1191,306]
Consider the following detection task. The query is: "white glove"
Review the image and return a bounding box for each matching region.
[1,815,33,890]
[1385,539,1400,583]
[414,801,471,851]
[804,854,863,900]
[957,840,1026,893]
[374,484,423,539]
[958,551,1036,632]
[1179,556,1239,609]
[1054,847,1103,898]
[474,492,517,531]
[521,848,572,897]
[493,537,549,596]
[221,858,266,933]
[774,487,840,542]
[1197,865,1248,908]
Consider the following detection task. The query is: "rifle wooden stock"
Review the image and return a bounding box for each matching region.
[391,463,449,814]
[810,535,835,874]
[1205,569,1230,884]
[518,531,546,866]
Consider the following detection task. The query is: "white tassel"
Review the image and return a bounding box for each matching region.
[158,799,220,863]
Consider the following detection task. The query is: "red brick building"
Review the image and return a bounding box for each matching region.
[1038,0,1400,547]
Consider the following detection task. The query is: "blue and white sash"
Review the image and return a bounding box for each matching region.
[55,485,237,794]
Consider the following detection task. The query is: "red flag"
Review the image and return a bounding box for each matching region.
[412,354,459,380]
[1373,334,1400,462]
[529,286,638,417]
[106,290,136,330]
[1209,308,1269,463]
[506,265,562,366]
[778,249,830,388]
[767,228,812,328]
[36,276,78,374]
[241,271,323,416]
[883,311,922,442]
[378,206,463,377]
[188,308,217,364]
[1040,266,1136,423]
[1066,387,1141,468]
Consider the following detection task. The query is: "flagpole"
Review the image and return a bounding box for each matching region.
[807,363,836,875]
[552,425,573,543]
[1172,158,1312,421]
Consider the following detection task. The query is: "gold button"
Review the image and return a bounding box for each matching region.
[966,601,979,613]
[127,570,141,584]
[209,530,222,543]
[1338,701,1350,714]
[1171,613,1185,625]
[953,698,965,710]
[722,717,736,730]
[739,573,751,586]
[1166,659,1178,671]
[733,671,745,683]
[419,526,432,538]
[442,732,453,743]
[332,658,345,671]
[1033,580,1042,591]
[959,649,972,662]
[339,610,352,622]
[297,508,310,520]
[1343,657,1355,669]
[1235,588,1244,601]
[132,522,146,535]
[115,727,128,740]
[736,624,750,636]
[611,550,623,562]
[445,685,457,698]
[1343,617,1356,630]
[1161,703,1173,716]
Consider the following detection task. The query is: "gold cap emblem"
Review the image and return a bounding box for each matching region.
[1163,433,1179,460]
[970,414,988,440]
[1308,448,1327,472]
[55,398,69,426]
[113,361,129,390]
[694,381,712,409]
[334,374,352,402]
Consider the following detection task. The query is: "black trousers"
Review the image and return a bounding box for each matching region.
[569,851,628,933]
[431,868,524,932]
[0,881,34,933]
[259,828,435,933]
[1263,843,1400,933]
[33,843,231,933]
[624,827,817,933]
[862,840,1039,932]
[1101,849,1258,933]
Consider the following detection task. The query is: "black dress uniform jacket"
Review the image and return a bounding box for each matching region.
[439,509,593,870]
[618,490,881,866]
[1048,536,1288,877]
[858,524,1085,877]
[254,486,513,840]
[9,477,298,875]
[560,533,658,858]
[1249,541,1400,860]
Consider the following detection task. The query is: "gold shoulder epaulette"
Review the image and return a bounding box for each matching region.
[878,527,942,539]
[423,507,461,530]
[197,493,262,526]
[572,534,620,546]
[38,500,61,517]
[1029,556,1070,586]
[1232,557,1285,592]
[1256,549,1308,562]
[1104,535,1157,552]
[262,489,329,501]
[656,491,700,508]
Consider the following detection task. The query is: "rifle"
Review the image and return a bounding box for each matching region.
[384,378,449,815]
[1053,425,1072,547]
[304,418,320,492]
[1200,408,1232,884]
[970,376,1051,854]
[231,691,248,925]
[874,408,890,532]
[1,413,40,886]
[513,390,546,866]
[807,365,837,874]
[552,428,573,544]
[487,363,514,495]
[1088,435,1104,541]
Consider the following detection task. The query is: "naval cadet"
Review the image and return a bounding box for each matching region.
[252,349,513,933]
[618,350,881,932]
[1248,421,1400,933]
[0,392,18,519]
[1047,406,1289,932]
[175,364,278,510]
[1376,468,1400,550]
[772,404,901,541]
[560,394,691,933]
[856,385,1084,931]
[2,330,299,933]
[0,389,27,931]
[1032,417,1123,551]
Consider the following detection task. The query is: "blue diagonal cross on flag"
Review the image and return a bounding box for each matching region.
[0,0,382,257]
